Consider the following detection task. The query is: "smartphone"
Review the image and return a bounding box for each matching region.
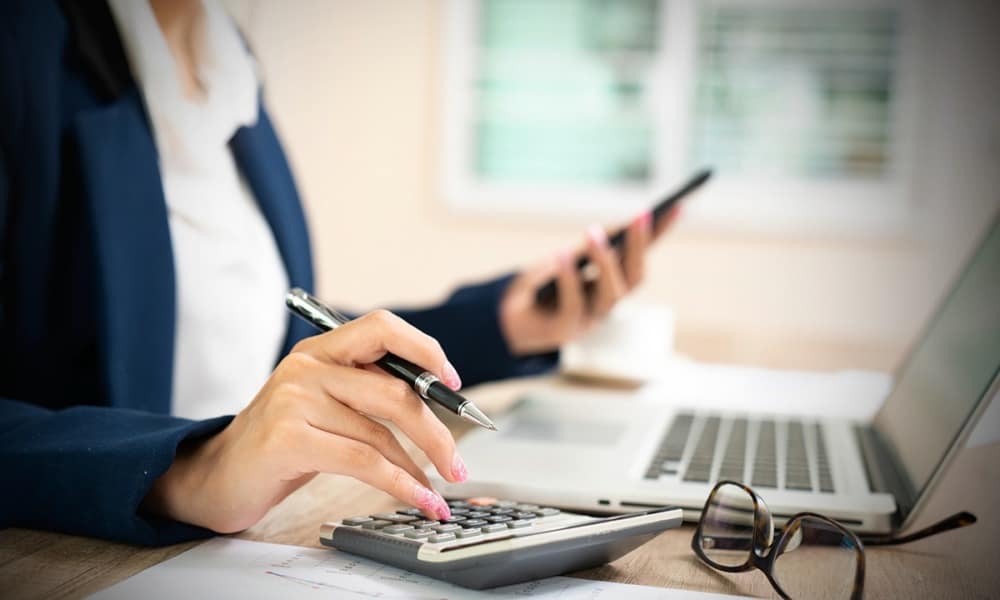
[534,168,713,309]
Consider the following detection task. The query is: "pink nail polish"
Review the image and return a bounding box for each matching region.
[442,361,462,391]
[640,209,653,230]
[587,224,607,247]
[434,492,452,520]
[414,484,441,518]
[452,453,468,483]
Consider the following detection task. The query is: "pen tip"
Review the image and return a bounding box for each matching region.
[460,403,498,432]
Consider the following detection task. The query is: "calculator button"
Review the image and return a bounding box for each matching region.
[461,519,488,528]
[431,524,461,533]
[429,533,456,543]
[513,512,537,520]
[507,519,532,529]
[397,508,424,516]
[489,507,515,515]
[449,507,470,515]
[408,520,437,528]
[495,500,517,508]
[533,508,561,517]
[485,515,512,523]
[382,524,414,535]
[341,516,373,527]
[361,520,392,530]
[467,497,497,506]
[481,523,507,533]
[447,500,471,508]
[514,504,539,512]
[440,515,466,524]
[371,513,417,523]
[465,511,489,519]
[456,528,482,538]
[405,529,434,539]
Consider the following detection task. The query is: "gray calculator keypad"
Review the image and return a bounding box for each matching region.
[339,498,566,546]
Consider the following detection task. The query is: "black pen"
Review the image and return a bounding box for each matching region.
[285,288,498,431]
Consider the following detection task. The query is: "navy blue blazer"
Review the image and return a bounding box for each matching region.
[0,1,554,545]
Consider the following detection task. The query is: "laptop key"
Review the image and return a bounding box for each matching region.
[815,424,836,493]
[752,420,777,489]
[683,417,720,482]
[718,418,748,482]
[785,421,812,491]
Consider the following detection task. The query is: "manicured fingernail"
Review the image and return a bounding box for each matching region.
[442,361,462,391]
[435,492,452,520]
[587,224,607,247]
[414,484,451,520]
[414,484,439,514]
[452,453,468,483]
[640,209,653,230]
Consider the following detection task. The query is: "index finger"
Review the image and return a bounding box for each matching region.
[293,309,461,390]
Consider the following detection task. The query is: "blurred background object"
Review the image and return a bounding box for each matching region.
[223,0,1000,373]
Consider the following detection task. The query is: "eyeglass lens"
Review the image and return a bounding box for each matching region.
[698,483,757,568]
[772,516,863,600]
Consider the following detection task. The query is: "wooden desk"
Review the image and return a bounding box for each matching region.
[2,376,998,599]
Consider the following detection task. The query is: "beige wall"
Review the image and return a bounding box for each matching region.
[227,0,1000,372]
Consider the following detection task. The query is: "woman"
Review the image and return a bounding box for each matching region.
[0,0,662,544]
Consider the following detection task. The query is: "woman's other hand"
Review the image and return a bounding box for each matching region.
[500,206,678,355]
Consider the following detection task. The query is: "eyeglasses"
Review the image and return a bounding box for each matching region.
[691,480,976,599]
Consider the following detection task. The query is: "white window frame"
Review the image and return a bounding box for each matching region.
[441,0,924,236]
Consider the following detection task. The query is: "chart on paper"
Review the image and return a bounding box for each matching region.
[91,538,750,600]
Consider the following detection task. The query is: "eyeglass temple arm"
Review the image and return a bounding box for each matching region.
[860,511,977,546]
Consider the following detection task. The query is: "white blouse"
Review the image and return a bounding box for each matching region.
[108,0,289,420]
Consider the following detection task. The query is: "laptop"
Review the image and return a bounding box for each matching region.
[432,216,1000,534]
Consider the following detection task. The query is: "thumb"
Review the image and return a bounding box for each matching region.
[516,251,568,289]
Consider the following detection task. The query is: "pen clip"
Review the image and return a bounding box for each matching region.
[285,288,348,331]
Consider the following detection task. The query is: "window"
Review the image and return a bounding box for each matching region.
[442,0,919,233]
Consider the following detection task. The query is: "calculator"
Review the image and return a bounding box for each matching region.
[320,497,682,589]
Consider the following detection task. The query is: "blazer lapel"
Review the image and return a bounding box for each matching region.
[230,108,316,355]
[72,91,176,414]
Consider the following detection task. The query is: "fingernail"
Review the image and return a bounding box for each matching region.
[442,361,462,391]
[452,453,468,483]
[435,492,452,520]
[587,224,607,247]
[640,209,653,230]
[414,484,451,520]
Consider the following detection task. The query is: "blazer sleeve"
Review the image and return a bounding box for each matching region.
[0,397,233,545]
[390,274,558,387]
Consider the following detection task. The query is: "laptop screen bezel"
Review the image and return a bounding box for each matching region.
[871,214,1000,530]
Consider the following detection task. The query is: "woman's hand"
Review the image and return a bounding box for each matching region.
[499,207,676,355]
[142,310,466,533]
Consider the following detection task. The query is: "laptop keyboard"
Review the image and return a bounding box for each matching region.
[644,412,835,493]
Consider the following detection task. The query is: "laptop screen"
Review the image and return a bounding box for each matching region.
[874,217,1000,506]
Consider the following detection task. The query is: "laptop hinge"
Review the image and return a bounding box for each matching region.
[854,424,917,526]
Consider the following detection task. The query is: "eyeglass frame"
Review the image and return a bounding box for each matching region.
[690,480,865,599]
[690,480,977,599]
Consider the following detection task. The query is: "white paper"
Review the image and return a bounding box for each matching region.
[91,538,750,600]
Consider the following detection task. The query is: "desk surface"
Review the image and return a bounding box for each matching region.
[2,374,998,599]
